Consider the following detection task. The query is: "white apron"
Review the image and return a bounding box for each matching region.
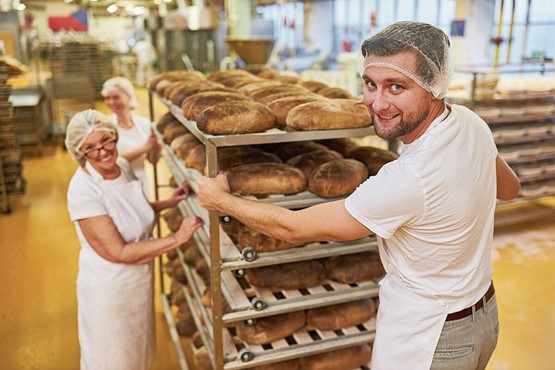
[77,160,156,370]
[371,274,449,370]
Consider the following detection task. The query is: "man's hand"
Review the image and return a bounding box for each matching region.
[198,173,231,212]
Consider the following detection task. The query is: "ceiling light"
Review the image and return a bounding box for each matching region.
[16,3,26,10]
[107,4,118,13]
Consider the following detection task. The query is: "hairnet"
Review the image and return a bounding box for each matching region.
[358,21,453,99]
[64,109,117,166]
[101,76,139,109]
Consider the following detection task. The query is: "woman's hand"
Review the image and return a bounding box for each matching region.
[168,184,190,207]
[198,173,230,212]
[174,215,204,244]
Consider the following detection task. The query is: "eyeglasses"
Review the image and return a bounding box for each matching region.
[81,139,117,159]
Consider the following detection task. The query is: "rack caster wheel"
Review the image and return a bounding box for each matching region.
[238,348,254,362]
[234,269,245,278]
[219,215,232,225]
[251,297,266,311]
[244,318,256,326]
[241,247,257,262]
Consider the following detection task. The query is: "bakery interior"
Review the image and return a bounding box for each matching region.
[1,0,555,369]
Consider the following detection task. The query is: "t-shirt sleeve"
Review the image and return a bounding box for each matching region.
[345,161,424,239]
[67,173,108,222]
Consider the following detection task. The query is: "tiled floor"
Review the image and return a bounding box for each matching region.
[1,88,554,369]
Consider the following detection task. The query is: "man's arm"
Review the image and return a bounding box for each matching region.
[198,174,372,244]
[496,154,520,201]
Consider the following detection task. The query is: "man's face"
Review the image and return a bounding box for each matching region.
[361,51,435,144]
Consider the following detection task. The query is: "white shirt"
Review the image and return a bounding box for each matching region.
[345,104,498,369]
[113,113,152,197]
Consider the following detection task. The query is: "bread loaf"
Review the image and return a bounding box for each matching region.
[193,346,213,370]
[236,310,306,344]
[251,359,299,370]
[238,80,283,95]
[272,141,329,161]
[237,226,303,252]
[299,343,372,370]
[318,86,355,99]
[267,95,323,128]
[306,298,376,330]
[156,112,180,134]
[220,216,242,243]
[308,159,369,198]
[299,80,330,93]
[249,84,310,101]
[317,138,359,156]
[181,91,249,121]
[169,82,236,106]
[196,100,276,135]
[163,125,189,145]
[245,260,325,290]
[217,148,282,172]
[325,252,385,284]
[162,207,184,232]
[227,163,307,196]
[175,304,197,337]
[170,133,202,160]
[286,149,343,177]
[286,99,372,130]
[346,145,399,176]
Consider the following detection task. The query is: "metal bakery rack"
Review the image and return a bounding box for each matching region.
[150,91,380,369]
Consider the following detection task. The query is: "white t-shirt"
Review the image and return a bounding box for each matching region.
[345,104,498,311]
[113,113,152,197]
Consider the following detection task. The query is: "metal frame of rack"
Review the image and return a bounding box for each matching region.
[150,91,381,369]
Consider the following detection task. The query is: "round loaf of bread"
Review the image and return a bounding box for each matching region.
[325,251,385,284]
[237,226,303,252]
[156,112,180,134]
[250,84,310,101]
[268,95,323,128]
[220,216,242,243]
[170,82,236,106]
[316,138,359,156]
[163,125,189,145]
[299,343,372,370]
[346,146,398,176]
[286,99,372,130]
[236,310,306,345]
[286,149,343,177]
[251,359,299,370]
[207,69,256,83]
[149,70,205,92]
[244,260,325,291]
[170,133,202,160]
[193,346,213,370]
[217,148,282,172]
[308,159,368,198]
[238,80,283,95]
[226,163,307,196]
[196,100,276,135]
[306,298,376,330]
[272,141,329,161]
[162,207,184,232]
[299,80,330,93]
[181,91,249,121]
[175,304,197,337]
[184,144,207,173]
[318,86,355,99]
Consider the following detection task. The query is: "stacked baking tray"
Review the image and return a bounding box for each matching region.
[152,93,380,369]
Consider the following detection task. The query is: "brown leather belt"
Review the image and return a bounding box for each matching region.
[446,282,495,321]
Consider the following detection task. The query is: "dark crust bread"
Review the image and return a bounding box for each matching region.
[308,159,369,198]
[286,149,343,177]
[306,298,376,330]
[286,99,372,130]
[346,146,399,176]
[267,95,323,127]
[244,260,325,290]
[272,141,329,161]
[236,311,306,345]
[299,344,372,370]
[181,91,250,121]
[226,163,307,196]
[237,226,303,252]
[324,252,385,284]
[251,359,299,370]
[196,100,276,135]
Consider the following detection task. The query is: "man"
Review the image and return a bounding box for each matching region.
[198,21,520,369]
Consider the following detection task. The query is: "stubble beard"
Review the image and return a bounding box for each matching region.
[373,105,430,140]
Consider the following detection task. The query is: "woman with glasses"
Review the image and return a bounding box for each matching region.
[101,76,161,198]
[65,109,203,370]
